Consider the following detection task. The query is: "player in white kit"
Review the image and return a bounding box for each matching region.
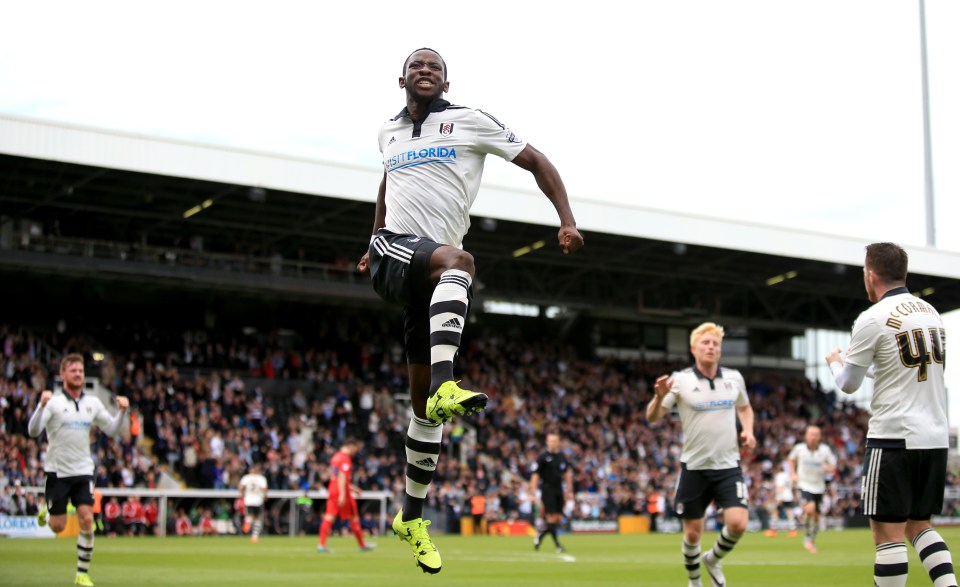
[827,242,956,587]
[28,353,129,587]
[788,425,836,553]
[648,322,756,587]
[238,464,269,543]
[773,464,797,536]
[356,47,584,575]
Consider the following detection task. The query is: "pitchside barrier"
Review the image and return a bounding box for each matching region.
[0,514,57,538]
[17,487,391,538]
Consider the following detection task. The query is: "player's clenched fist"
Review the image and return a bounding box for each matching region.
[116,396,130,410]
[39,390,53,407]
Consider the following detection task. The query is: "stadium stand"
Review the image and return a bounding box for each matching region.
[4,314,955,538]
[3,127,960,538]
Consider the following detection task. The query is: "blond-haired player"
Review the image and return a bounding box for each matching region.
[648,322,756,587]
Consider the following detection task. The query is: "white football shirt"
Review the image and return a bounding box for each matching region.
[774,470,794,502]
[239,474,269,507]
[788,442,836,494]
[379,100,527,248]
[661,366,750,470]
[845,288,948,449]
[30,392,123,477]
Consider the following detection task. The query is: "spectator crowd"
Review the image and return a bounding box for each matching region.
[2,317,958,537]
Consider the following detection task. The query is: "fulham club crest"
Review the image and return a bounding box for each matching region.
[440,122,454,136]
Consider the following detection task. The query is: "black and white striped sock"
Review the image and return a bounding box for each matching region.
[875,542,909,587]
[428,270,471,394]
[710,526,741,560]
[402,416,442,522]
[77,530,94,574]
[683,541,702,583]
[913,528,958,587]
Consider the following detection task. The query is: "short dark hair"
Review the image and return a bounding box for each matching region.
[403,47,447,80]
[865,242,908,283]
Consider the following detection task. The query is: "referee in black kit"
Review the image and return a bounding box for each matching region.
[529,432,573,553]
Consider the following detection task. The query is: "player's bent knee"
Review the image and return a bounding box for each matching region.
[683,528,702,543]
[443,249,475,274]
[727,521,747,536]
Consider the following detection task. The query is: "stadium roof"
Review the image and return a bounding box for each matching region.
[3,113,960,332]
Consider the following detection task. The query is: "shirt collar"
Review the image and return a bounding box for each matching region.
[692,365,721,381]
[880,286,910,300]
[64,389,85,404]
[393,98,451,121]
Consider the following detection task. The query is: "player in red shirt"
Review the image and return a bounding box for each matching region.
[103,496,122,537]
[143,499,159,536]
[317,438,374,552]
[121,496,145,537]
[175,509,193,536]
[199,508,217,536]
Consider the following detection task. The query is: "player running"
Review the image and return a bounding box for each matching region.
[28,353,129,587]
[788,425,836,553]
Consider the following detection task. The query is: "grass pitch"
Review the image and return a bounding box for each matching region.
[2,528,958,586]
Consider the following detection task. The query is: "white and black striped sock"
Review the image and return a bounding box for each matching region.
[77,530,94,574]
[710,526,741,560]
[875,542,909,587]
[683,541,702,583]
[402,416,442,522]
[252,519,262,539]
[913,528,958,587]
[428,270,471,394]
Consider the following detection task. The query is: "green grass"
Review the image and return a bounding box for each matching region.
[2,528,959,586]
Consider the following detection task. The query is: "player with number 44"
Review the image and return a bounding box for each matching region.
[827,242,956,587]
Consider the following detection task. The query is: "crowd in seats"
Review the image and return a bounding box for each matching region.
[1,319,955,536]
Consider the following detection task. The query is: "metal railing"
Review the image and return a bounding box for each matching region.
[22,486,392,538]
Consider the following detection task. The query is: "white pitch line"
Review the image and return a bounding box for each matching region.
[444,551,576,564]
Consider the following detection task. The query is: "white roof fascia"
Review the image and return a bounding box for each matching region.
[3,113,958,279]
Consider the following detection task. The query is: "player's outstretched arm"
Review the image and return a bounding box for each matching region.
[511,145,583,255]
[358,172,388,274]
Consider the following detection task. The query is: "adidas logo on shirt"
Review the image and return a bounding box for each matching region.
[388,136,396,145]
[441,318,462,329]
